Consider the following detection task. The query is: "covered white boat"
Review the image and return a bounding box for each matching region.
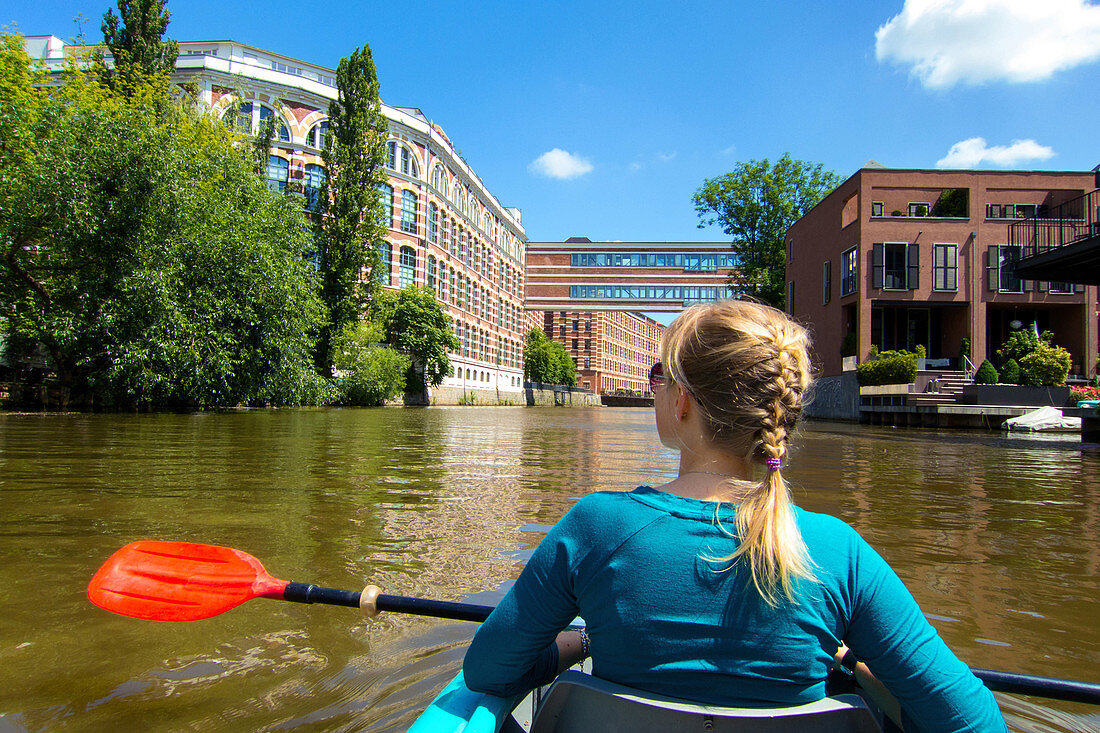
[1004,406,1081,432]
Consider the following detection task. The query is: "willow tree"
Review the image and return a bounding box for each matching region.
[314,45,389,377]
[0,34,327,409]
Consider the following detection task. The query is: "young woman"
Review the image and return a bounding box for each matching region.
[463,301,1005,732]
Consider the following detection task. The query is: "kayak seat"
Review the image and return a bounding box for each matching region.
[528,670,883,733]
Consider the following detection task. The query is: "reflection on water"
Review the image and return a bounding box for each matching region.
[0,409,1097,731]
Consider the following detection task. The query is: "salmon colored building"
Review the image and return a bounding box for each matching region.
[541,310,663,394]
[786,165,1098,379]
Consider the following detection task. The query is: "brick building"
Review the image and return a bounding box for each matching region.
[541,311,663,394]
[786,165,1098,379]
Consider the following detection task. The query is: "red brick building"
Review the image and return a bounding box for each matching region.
[541,311,663,394]
[786,166,1098,379]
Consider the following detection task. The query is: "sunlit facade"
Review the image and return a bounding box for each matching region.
[25,36,528,403]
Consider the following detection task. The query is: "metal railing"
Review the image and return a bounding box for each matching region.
[1008,189,1100,256]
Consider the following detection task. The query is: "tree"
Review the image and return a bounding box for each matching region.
[0,34,328,408]
[523,328,576,386]
[372,286,460,393]
[98,0,179,96]
[314,45,389,377]
[332,320,409,405]
[694,154,841,307]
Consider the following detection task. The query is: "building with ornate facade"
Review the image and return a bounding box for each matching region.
[25,36,528,403]
[541,310,663,394]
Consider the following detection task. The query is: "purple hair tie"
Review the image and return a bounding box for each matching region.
[765,458,782,470]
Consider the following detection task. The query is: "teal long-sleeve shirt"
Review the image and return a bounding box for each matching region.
[463,487,1006,733]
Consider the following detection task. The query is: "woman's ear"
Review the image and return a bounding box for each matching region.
[675,385,691,422]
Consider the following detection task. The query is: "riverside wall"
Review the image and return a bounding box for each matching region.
[427,385,600,407]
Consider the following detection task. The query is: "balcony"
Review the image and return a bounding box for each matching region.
[1008,189,1100,285]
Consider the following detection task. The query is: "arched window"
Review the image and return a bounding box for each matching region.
[304,163,325,211]
[432,165,446,193]
[386,141,419,177]
[305,120,329,149]
[427,255,437,291]
[458,230,467,262]
[441,215,450,251]
[450,222,458,256]
[399,246,416,288]
[400,190,417,234]
[258,104,290,142]
[429,203,440,244]
[378,242,392,286]
[379,183,393,227]
[266,155,289,192]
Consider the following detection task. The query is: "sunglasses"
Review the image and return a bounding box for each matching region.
[648,362,667,391]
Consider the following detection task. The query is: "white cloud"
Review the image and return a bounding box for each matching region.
[935,137,1056,168]
[721,145,737,156]
[528,149,593,179]
[657,151,677,162]
[628,161,643,172]
[876,0,1100,88]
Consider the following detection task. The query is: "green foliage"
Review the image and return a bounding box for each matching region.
[839,332,857,358]
[855,349,918,386]
[98,0,179,97]
[1000,358,1020,385]
[314,45,389,377]
[974,360,1000,385]
[0,33,327,409]
[332,320,408,405]
[523,328,577,386]
[958,337,971,361]
[372,286,460,392]
[693,154,841,308]
[996,328,1070,386]
[932,188,968,217]
[997,328,1051,364]
[1018,343,1071,387]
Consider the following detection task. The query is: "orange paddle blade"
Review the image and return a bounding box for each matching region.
[87,541,288,622]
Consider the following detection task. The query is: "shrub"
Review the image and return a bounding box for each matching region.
[856,349,918,386]
[1000,358,1020,385]
[997,329,1052,364]
[958,337,970,361]
[974,360,999,385]
[333,321,410,405]
[840,333,857,358]
[1018,343,1071,386]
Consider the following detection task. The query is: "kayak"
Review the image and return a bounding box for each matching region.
[409,660,883,733]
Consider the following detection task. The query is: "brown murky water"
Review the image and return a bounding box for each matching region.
[1,408,1098,731]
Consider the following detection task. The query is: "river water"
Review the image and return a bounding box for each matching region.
[1,407,1098,732]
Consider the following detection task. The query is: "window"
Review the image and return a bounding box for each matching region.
[303,163,325,212]
[257,104,290,142]
[822,260,831,304]
[1015,204,1037,219]
[872,243,918,290]
[379,184,393,227]
[988,244,1025,293]
[432,165,446,194]
[400,190,417,234]
[399,246,416,288]
[841,247,858,296]
[1048,281,1074,294]
[932,244,958,291]
[429,203,439,243]
[427,255,437,291]
[378,242,391,285]
[908,202,930,217]
[572,339,578,349]
[305,120,329,149]
[224,102,290,142]
[787,281,795,312]
[871,201,884,217]
[265,155,288,192]
[386,141,396,170]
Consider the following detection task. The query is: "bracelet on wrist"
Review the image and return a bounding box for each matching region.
[839,648,858,673]
[578,628,591,659]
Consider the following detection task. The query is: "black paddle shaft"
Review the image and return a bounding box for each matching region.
[376,594,494,623]
[282,583,494,623]
[974,669,1100,705]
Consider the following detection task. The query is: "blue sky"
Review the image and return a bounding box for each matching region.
[10,0,1100,245]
